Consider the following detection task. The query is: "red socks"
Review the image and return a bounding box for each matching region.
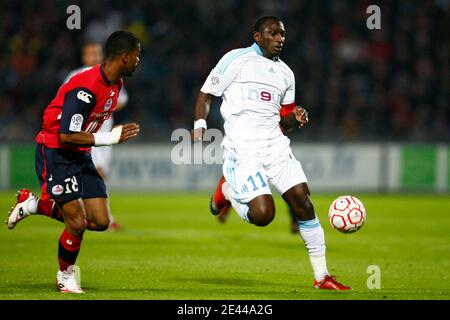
[58,229,82,271]
[38,199,64,222]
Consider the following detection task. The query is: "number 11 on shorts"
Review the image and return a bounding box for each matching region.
[247,172,267,191]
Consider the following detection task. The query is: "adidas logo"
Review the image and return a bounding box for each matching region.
[268,67,275,73]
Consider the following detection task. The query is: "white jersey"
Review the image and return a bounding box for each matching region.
[201,43,295,148]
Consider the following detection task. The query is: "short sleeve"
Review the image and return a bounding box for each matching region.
[281,71,295,105]
[60,87,96,133]
[200,49,245,97]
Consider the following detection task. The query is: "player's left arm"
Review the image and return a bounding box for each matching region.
[279,104,309,130]
[59,87,139,146]
[279,70,309,130]
[59,87,97,146]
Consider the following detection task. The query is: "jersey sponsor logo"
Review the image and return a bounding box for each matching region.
[245,88,282,104]
[103,98,113,111]
[52,185,64,196]
[90,111,110,119]
[69,114,83,132]
[76,90,93,103]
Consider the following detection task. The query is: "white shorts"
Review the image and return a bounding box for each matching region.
[222,136,307,203]
[91,145,113,175]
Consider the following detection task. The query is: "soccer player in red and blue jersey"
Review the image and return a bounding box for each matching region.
[6,31,141,293]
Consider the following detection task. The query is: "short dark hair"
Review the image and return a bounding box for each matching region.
[254,16,281,33]
[105,31,140,59]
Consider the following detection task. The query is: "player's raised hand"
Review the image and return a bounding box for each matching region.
[294,106,309,128]
[118,123,140,143]
[191,128,205,142]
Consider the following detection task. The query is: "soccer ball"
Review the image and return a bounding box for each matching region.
[328,195,366,233]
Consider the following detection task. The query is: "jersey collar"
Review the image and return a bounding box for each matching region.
[251,42,263,56]
[251,43,279,61]
[99,64,112,86]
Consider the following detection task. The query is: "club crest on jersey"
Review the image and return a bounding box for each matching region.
[103,98,113,111]
[77,90,92,103]
[52,185,64,196]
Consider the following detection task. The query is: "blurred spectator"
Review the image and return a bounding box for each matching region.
[0,0,448,143]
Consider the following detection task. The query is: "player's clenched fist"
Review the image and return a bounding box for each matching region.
[294,106,309,128]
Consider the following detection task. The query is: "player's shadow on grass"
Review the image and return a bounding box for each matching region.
[0,282,59,296]
[176,277,278,287]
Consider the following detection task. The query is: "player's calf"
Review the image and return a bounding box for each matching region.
[283,183,316,221]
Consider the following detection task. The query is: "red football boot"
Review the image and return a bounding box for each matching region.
[313,275,352,290]
[108,221,123,231]
[217,202,231,223]
[209,176,231,222]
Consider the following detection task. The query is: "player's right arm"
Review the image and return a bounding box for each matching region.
[278,68,309,130]
[191,49,242,141]
[191,92,212,142]
[59,88,139,146]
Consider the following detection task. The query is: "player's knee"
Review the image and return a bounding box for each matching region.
[88,216,110,231]
[249,196,275,226]
[251,206,275,226]
[68,218,87,236]
[95,219,110,231]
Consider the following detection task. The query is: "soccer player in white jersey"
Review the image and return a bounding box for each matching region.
[192,16,351,290]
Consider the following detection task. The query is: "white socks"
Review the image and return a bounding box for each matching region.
[299,217,329,281]
[309,255,329,282]
[222,182,250,223]
[222,180,328,281]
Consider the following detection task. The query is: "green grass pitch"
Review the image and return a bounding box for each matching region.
[0,192,449,300]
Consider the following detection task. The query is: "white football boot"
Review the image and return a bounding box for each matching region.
[6,189,36,230]
[56,265,84,293]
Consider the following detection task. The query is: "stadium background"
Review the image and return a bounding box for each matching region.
[0,0,448,193]
[0,0,449,300]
